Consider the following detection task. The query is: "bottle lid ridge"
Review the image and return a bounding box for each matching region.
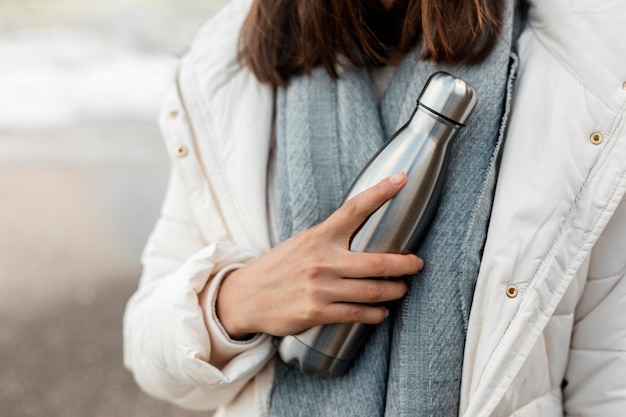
[417,72,478,126]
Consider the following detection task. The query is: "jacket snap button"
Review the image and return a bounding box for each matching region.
[622,81,626,91]
[506,285,518,299]
[590,132,603,145]
[168,109,180,119]
[174,145,188,157]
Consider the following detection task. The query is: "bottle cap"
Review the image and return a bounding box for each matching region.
[417,72,478,126]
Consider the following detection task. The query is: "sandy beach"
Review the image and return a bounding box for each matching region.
[1,0,225,415]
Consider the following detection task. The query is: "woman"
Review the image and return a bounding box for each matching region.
[123,0,626,415]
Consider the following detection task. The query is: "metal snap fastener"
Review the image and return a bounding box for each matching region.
[174,145,188,157]
[506,285,518,299]
[590,132,603,145]
[168,109,180,119]
[622,81,626,91]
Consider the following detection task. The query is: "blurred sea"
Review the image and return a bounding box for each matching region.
[0,0,228,131]
[0,1,227,416]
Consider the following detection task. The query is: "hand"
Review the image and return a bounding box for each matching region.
[216,172,423,339]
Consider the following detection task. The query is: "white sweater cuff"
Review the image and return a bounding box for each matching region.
[200,264,268,368]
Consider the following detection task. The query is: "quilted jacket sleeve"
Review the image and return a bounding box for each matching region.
[564,195,626,415]
[122,165,274,411]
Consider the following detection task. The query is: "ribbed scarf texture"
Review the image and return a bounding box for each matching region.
[269,3,519,415]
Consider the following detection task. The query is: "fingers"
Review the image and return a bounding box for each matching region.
[312,275,410,326]
[311,254,417,305]
[326,172,407,236]
[336,251,423,279]
[328,278,408,304]
[323,303,390,325]
[295,301,391,331]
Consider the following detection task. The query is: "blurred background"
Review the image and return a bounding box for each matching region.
[0,0,227,415]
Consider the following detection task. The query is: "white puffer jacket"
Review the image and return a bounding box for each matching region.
[123,0,626,415]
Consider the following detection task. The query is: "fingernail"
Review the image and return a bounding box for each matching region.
[389,172,404,184]
[384,308,390,318]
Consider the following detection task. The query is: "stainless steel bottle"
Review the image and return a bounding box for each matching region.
[277,72,478,378]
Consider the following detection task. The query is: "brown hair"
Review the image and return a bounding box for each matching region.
[239,0,504,86]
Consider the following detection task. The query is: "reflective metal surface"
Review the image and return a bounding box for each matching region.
[418,72,477,125]
[278,72,478,378]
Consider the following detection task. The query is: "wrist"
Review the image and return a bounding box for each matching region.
[198,264,267,369]
[216,268,257,340]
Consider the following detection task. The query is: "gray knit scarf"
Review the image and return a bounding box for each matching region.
[269,3,519,415]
